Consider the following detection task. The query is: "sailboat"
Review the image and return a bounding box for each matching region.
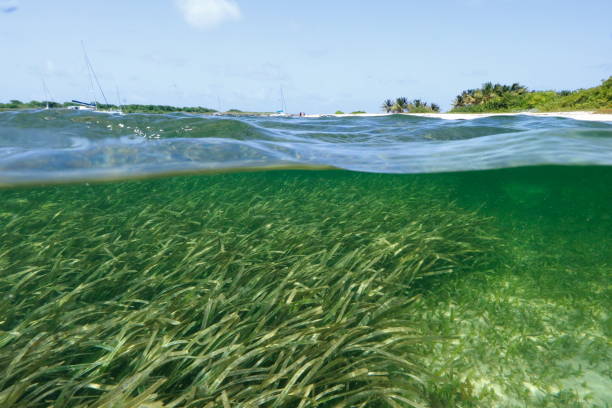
[68,100,96,111]
[272,86,290,116]
[69,41,121,114]
[41,77,54,110]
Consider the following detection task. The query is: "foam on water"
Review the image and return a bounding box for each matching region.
[0,109,611,185]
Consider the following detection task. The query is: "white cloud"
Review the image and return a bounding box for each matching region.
[175,0,241,29]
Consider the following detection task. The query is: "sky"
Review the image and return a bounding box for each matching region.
[1,0,611,113]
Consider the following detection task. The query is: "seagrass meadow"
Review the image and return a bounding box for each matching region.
[0,166,610,407]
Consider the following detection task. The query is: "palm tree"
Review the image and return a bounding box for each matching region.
[510,83,527,94]
[453,94,465,107]
[480,82,496,102]
[430,103,440,112]
[393,97,409,113]
[452,82,530,110]
[493,83,505,99]
[381,99,394,113]
[482,81,493,94]
[464,90,476,104]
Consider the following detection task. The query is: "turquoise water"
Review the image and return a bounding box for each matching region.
[0,110,610,407]
[0,110,611,185]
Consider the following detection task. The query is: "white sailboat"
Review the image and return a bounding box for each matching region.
[69,41,122,114]
[41,77,54,110]
[272,86,290,116]
[67,100,96,111]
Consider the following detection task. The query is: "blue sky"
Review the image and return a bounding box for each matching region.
[1,0,611,112]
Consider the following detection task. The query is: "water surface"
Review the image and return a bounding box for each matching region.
[1,110,611,185]
[0,110,610,407]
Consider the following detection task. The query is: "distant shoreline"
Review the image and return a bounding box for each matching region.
[303,111,612,122]
[2,107,611,122]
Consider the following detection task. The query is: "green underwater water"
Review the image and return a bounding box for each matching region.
[0,166,610,407]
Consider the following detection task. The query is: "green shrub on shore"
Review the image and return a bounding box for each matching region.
[537,77,612,111]
[450,77,611,113]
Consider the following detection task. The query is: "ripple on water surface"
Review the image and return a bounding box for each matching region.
[0,109,611,185]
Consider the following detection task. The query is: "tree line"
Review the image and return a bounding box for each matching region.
[98,104,217,114]
[453,82,528,109]
[3,77,610,114]
[380,76,611,113]
[450,77,611,113]
[381,97,440,113]
[0,100,217,114]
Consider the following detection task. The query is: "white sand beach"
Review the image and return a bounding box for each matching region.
[305,111,612,122]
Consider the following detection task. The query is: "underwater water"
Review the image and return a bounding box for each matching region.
[0,110,610,407]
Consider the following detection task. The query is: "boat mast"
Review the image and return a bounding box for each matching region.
[82,42,97,108]
[115,83,123,113]
[280,86,287,113]
[81,40,109,108]
[41,77,51,109]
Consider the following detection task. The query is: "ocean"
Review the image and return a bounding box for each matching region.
[0,110,610,407]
